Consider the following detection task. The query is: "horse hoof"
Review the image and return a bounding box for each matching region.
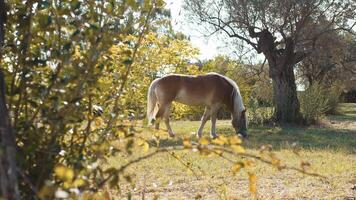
[237,133,247,138]
[211,134,219,139]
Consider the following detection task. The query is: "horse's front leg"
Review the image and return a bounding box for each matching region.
[154,119,160,130]
[197,107,210,138]
[209,104,221,138]
[210,112,218,139]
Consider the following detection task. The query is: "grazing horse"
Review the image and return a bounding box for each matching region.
[146,73,248,138]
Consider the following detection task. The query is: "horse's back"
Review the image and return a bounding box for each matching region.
[154,73,232,106]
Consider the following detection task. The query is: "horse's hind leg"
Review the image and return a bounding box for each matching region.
[155,103,174,137]
[163,104,175,137]
[154,104,165,130]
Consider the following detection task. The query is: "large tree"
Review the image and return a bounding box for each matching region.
[297,19,356,88]
[0,0,20,199]
[184,0,356,123]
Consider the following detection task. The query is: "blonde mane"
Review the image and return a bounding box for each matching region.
[207,72,245,114]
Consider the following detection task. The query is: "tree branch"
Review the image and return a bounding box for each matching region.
[202,16,258,51]
[294,51,308,64]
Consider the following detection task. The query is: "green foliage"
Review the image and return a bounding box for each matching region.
[2,0,169,198]
[299,83,342,124]
[299,83,330,124]
[325,84,344,114]
[250,76,274,107]
[171,102,204,120]
[247,97,274,125]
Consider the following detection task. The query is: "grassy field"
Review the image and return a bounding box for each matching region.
[106,104,356,200]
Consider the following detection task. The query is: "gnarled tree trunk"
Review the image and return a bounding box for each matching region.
[0,0,20,199]
[271,63,301,122]
[250,29,303,123]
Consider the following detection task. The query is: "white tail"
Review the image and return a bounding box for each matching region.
[147,79,159,124]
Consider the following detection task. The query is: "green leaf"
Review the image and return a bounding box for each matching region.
[38,14,52,28]
[122,58,133,65]
[90,23,100,31]
[63,42,71,51]
[71,29,80,37]
[127,0,138,9]
[38,0,51,10]
[70,0,81,10]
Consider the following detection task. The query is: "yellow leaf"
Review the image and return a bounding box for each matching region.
[248,172,257,194]
[199,137,209,145]
[229,135,242,145]
[142,141,149,152]
[63,182,71,189]
[219,135,228,144]
[243,160,254,168]
[231,145,245,153]
[212,135,228,145]
[136,139,149,152]
[214,149,223,155]
[137,139,145,146]
[116,129,125,138]
[183,138,192,148]
[94,117,104,126]
[231,163,243,175]
[54,165,66,178]
[73,179,86,187]
[271,157,281,167]
[65,169,74,181]
[54,165,74,181]
[212,138,224,145]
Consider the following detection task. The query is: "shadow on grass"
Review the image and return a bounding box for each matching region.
[151,124,356,154]
[243,125,356,153]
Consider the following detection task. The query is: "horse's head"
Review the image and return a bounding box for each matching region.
[232,109,248,138]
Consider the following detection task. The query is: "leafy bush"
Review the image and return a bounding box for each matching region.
[247,98,274,125]
[172,102,204,120]
[251,78,274,107]
[299,83,342,124]
[325,84,343,114]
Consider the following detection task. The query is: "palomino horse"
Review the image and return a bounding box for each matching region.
[147,73,248,138]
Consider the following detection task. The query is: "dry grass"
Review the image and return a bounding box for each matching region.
[104,104,356,200]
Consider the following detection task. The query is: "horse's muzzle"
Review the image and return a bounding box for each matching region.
[237,130,248,138]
